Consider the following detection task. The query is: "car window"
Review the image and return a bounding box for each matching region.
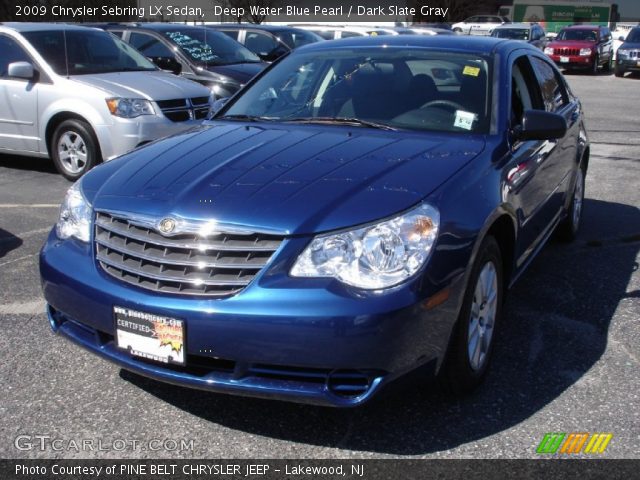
[340,31,361,38]
[493,28,530,40]
[23,29,156,75]
[627,29,640,43]
[109,30,124,39]
[511,57,543,125]
[244,31,279,56]
[223,49,491,134]
[275,30,319,49]
[220,30,239,41]
[557,29,598,41]
[162,28,260,65]
[129,32,174,58]
[0,35,30,78]
[530,57,567,113]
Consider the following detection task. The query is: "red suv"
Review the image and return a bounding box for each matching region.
[544,25,614,74]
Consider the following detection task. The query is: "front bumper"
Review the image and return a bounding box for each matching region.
[616,58,640,72]
[40,230,462,407]
[95,117,204,161]
[548,54,595,69]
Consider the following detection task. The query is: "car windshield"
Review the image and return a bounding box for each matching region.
[23,29,156,75]
[274,29,322,49]
[163,29,261,66]
[493,28,530,40]
[221,48,491,134]
[557,29,598,41]
[626,29,640,43]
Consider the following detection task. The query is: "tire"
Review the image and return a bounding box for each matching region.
[590,55,599,75]
[556,166,586,242]
[50,119,101,181]
[439,236,504,395]
[604,55,613,73]
[615,65,625,78]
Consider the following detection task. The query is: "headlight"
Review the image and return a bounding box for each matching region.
[56,182,92,242]
[580,48,593,56]
[291,204,440,289]
[617,49,629,58]
[106,98,155,118]
[544,47,554,55]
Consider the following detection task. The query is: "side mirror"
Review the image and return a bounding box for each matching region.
[515,110,567,141]
[150,56,182,75]
[257,46,288,62]
[8,61,35,81]
[618,36,625,42]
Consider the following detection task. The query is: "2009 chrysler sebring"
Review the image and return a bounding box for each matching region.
[40,36,589,407]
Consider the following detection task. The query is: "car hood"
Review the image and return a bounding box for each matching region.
[86,123,485,235]
[621,41,640,49]
[548,40,596,49]
[205,62,266,85]
[71,71,210,100]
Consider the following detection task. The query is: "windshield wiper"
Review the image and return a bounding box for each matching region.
[284,117,397,131]
[217,114,276,122]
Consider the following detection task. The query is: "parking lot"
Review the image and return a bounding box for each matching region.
[0,72,638,459]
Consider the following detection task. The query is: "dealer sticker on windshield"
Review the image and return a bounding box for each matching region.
[454,110,476,131]
[114,306,185,365]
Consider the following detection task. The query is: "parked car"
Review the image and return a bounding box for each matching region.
[292,25,396,40]
[207,24,323,61]
[615,26,640,77]
[394,27,454,36]
[451,15,508,35]
[96,23,266,98]
[41,36,589,406]
[491,23,548,50]
[0,23,212,180]
[544,25,614,74]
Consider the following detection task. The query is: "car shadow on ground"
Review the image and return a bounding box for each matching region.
[0,228,23,259]
[121,198,639,455]
[0,154,58,175]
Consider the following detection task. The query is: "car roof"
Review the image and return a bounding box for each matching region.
[296,34,529,55]
[101,22,213,32]
[562,25,602,31]
[0,22,100,33]
[494,23,534,30]
[208,24,301,32]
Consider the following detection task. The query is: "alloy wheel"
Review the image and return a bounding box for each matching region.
[467,261,499,371]
[57,131,88,175]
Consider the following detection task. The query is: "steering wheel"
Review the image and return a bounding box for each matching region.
[422,99,466,112]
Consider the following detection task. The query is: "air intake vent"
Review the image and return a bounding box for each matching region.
[95,212,283,297]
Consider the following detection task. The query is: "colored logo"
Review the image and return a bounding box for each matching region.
[537,433,613,454]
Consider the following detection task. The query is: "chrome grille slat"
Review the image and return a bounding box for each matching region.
[157,97,211,123]
[95,212,283,297]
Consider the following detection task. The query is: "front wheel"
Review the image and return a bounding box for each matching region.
[604,55,613,73]
[591,55,600,75]
[51,119,101,181]
[439,236,503,395]
[615,65,625,78]
[556,166,585,242]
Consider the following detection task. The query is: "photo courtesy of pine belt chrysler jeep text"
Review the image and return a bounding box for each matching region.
[40,36,589,407]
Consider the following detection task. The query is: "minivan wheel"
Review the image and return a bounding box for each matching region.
[556,166,585,242]
[439,236,503,395]
[51,119,100,181]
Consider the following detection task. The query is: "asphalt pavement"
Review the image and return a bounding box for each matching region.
[0,72,638,459]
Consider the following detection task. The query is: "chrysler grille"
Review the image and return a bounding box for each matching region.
[95,212,283,296]
[157,97,210,122]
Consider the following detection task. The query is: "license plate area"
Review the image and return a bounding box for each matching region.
[114,306,185,365]
[560,56,570,63]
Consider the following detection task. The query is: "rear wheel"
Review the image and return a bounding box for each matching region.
[50,119,101,181]
[556,166,585,242]
[604,54,613,73]
[439,236,503,395]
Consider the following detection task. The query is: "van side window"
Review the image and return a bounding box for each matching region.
[0,35,30,78]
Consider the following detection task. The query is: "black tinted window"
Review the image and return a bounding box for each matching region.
[129,32,174,58]
[244,31,279,55]
[0,35,30,78]
[220,30,239,41]
[530,57,567,112]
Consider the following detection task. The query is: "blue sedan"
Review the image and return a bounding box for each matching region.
[40,36,589,407]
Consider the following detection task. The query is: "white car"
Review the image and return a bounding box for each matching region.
[0,23,212,179]
[452,15,508,36]
[292,25,397,40]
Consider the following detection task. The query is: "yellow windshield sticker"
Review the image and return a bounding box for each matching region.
[463,66,481,77]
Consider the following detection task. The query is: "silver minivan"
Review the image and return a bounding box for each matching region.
[0,23,213,180]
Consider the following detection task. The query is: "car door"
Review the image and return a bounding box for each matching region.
[505,54,563,265]
[0,34,39,154]
[530,55,580,214]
